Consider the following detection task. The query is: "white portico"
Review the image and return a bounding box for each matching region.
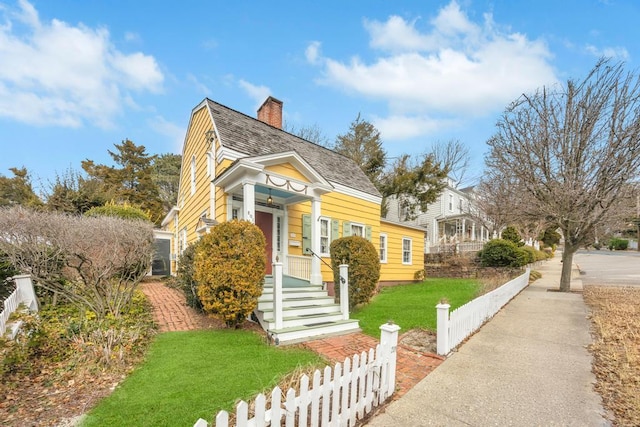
[213,151,332,285]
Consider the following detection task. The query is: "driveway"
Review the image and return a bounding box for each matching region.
[573,249,640,286]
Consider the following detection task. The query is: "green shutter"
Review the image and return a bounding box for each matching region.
[365,225,372,241]
[302,214,311,255]
[343,221,351,237]
[331,219,339,241]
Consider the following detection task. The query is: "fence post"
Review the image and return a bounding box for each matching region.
[436,302,450,356]
[273,261,283,330]
[13,275,38,312]
[339,264,349,320]
[380,322,401,398]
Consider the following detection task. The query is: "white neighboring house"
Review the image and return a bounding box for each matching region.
[385,179,493,253]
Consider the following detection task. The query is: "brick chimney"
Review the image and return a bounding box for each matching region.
[257,96,283,129]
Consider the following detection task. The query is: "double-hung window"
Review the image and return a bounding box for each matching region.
[351,223,365,237]
[320,218,330,256]
[379,234,388,263]
[402,238,412,265]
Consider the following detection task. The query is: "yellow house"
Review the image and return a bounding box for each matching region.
[162,96,424,342]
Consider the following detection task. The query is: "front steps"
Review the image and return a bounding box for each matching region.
[255,276,360,344]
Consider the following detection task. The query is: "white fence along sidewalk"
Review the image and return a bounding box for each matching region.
[436,268,530,355]
[1,275,38,338]
[194,323,401,427]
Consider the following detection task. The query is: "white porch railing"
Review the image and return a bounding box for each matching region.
[436,268,530,355]
[1,275,38,338]
[194,323,401,427]
[287,255,311,281]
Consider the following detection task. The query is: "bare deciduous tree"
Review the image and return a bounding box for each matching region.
[486,59,640,291]
[0,207,154,317]
[429,139,470,188]
[284,121,330,147]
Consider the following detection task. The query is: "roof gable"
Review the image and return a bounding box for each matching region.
[205,99,381,197]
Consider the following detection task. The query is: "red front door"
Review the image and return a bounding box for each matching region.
[255,211,273,275]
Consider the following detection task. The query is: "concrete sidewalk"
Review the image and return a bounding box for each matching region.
[367,254,610,426]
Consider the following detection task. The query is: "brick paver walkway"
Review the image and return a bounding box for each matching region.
[140,281,218,332]
[141,281,443,398]
[303,333,444,399]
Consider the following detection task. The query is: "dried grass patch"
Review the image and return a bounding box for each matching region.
[584,286,640,427]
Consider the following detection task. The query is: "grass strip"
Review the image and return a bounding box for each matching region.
[352,278,481,337]
[82,329,322,427]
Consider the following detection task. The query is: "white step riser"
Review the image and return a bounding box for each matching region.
[257,297,334,310]
[273,322,360,344]
[262,304,341,320]
[266,313,345,329]
[259,290,328,300]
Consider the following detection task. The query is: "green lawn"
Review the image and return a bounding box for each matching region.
[82,330,322,427]
[352,278,481,337]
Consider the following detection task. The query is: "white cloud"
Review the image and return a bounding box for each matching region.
[585,44,629,60]
[311,0,558,140]
[187,73,211,95]
[0,0,164,128]
[373,114,458,140]
[305,41,322,64]
[238,79,271,108]
[149,115,185,154]
[124,31,141,43]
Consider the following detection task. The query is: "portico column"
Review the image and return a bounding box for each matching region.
[310,197,323,285]
[462,218,466,241]
[472,223,476,241]
[242,181,255,223]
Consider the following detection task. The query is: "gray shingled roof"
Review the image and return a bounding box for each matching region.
[206,99,381,197]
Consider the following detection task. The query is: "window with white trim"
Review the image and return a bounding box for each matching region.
[379,234,388,263]
[448,193,454,211]
[179,228,188,254]
[402,238,412,265]
[190,155,196,195]
[351,223,365,237]
[320,217,331,256]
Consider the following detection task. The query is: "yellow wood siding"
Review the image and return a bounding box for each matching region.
[214,158,234,222]
[379,221,425,282]
[286,191,381,283]
[176,107,214,247]
[265,163,310,182]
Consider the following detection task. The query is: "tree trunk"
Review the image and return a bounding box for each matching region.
[559,247,575,292]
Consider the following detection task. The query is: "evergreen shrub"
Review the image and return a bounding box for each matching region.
[330,236,380,309]
[194,220,266,328]
[608,238,629,251]
[478,239,529,267]
[501,226,523,246]
[176,242,202,311]
[84,201,151,222]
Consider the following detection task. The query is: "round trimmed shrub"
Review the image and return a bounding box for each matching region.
[330,236,380,309]
[194,220,266,328]
[478,239,529,267]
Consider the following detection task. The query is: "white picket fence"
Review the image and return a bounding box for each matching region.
[0,275,38,338]
[286,255,311,281]
[436,268,530,355]
[194,323,401,427]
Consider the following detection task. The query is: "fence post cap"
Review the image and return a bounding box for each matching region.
[379,322,401,333]
[436,302,451,309]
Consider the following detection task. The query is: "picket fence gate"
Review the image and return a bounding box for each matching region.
[436,268,530,355]
[194,323,400,427]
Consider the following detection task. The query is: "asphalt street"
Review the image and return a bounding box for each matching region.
[573,249,640,286]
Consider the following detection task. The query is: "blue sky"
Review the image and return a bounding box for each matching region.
[0,0,637,192]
